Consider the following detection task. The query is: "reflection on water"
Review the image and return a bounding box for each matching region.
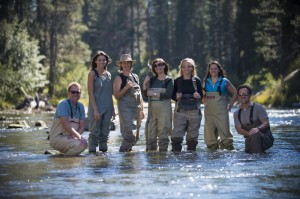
[0,109,299,199]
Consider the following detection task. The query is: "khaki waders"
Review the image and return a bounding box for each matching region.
[146,96,172,152]
[50,118,87,155]
[204,92,234,150]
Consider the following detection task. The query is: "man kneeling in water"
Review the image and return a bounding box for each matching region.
[49,82,88,155]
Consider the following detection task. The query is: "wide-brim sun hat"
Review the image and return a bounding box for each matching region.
[116,54,136,66]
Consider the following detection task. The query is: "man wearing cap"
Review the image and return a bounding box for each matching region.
[113,54,144,152]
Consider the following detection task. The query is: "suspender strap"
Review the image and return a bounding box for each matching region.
[217,78,223,95]
[68,99,80,119]
[192,77,197,92]
[238,103,255,125]
[92,68,99,78]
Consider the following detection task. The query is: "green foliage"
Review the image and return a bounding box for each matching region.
[0,19,48,103]
[1,0,299,108]
[54,24,91,100]
[245,70,286,107]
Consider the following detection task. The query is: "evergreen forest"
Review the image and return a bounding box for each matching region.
[0,0,299,109]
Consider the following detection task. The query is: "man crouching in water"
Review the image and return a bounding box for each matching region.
[49,82,88,155]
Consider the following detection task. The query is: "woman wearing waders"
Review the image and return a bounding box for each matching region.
[113,54,144,152]
[171,58,203,152]
[87,51,115,153]
[142,58,173,152]
[202,61,237,151]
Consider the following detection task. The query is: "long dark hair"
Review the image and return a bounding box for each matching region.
[91,51,111,70]
[203,60,226,83]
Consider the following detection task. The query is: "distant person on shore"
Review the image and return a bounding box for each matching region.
[113,54,144,152]
[233,85,272,153]
[142,58,173,152]
[87,51,115,153]
[49,82,88,155]
[171,58,203,152]
[202,61,237,151]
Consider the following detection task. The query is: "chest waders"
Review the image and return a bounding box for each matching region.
[238,104,264,153]
[118,74,142,152]
[171,77,202,152]
[50,102,87,155]
[204,92,234,150]
[88,70,113,152]
[146,88,172,152]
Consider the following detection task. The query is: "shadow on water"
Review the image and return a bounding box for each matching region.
[0,108,299,198]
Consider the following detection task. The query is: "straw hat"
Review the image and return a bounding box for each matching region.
[116,54,136,66]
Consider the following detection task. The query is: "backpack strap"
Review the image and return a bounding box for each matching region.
[192,76,197,92]
[130,73,139,84]
[250,103,255,124]
[149,76,157,88]
[162,76,172,88]
[217,78,223,95]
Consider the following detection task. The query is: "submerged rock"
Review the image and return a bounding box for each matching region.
[35,120,47,128]
[7,120,30,129]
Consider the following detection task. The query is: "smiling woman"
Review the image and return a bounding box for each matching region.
[171,58,203,152]
[87,51,114,153]
[202,61,238,151]
[142,58,173,152]
[113,54,144,152]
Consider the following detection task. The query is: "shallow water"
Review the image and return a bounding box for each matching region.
[0,108,299,199]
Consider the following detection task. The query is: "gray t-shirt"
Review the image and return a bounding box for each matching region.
[233,102,268,127]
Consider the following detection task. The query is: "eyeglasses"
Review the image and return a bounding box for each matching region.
[238,93,249,97]
[154,63,164,68]
[70,91,81,94]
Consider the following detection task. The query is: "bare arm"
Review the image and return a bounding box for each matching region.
[236,118,270,136]
[227,81,238,111]
[113,76,132,100]
[235,125,250,136]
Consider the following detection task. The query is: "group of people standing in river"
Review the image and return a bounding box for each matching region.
[49,51,272,156]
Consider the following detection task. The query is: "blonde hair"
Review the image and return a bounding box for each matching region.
[178,58,197,77]
[67,82,81,92]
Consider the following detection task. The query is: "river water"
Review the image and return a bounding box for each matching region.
[0,107,299,199]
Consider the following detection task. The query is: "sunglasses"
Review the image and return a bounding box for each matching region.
[238,93,249,97]
[154,63,164,68]
[70,91,81,94]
